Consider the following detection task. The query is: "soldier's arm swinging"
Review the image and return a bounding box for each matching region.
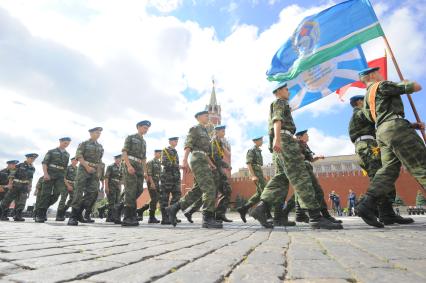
[247,164,257,182]
[273,120,282,152]
[121,151,135,175]
[42,164,50,181]
[182,148,191,174]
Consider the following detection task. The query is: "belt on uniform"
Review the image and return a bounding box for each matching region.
[111,178,121,182]
[355,135,375,143]
[383,114,404,123]
[65,180,74,184]
[49,164,65,170]
[192,150,207,155]
[14,179,29,184]
[128,156,143,163]
[88,162,99,167]
[280,129,293,136]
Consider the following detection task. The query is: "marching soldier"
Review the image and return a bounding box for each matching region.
[68,127,104,226]
[35,137,71,223]
[104,155,122,222]
[355,67,425,227]
[236,137,269,223]
[120,120,150,226]
[0,160,18,203]
[0,153,38,221]
[145,150,162,223]
[159,137,182,224]
[56,157,78,221]
[250,81,342,229]
[349,95,413,225]
[167,111,222,229]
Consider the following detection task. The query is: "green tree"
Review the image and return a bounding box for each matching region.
[394,195,405,206]
[416,190,426,206]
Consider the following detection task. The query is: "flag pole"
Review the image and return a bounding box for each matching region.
[382,35,426,142]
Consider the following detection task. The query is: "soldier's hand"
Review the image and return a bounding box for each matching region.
[411,122,425,130]
[182,160,190,174]
[209,163,217,170]
[0,186,4,193]
[251,175,258,182]
[85,166,96,174]
[66,185,73,192]
[128,165,136,175]
[273,137,281,152]
[44,174,51,181]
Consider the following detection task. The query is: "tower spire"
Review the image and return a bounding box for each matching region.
[209,79,218,106]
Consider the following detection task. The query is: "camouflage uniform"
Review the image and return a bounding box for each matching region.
[363,81,426,197]
[34,177,44,213]
[71,140,104,212]
[260,98,319,210]
[122,134,146,210]
[57,165,77,215]
[37,148,70,212]
[0,161,35,217]
[147,158,161,212]
[210,137,232,217]
[0,167,15,202]
[179,124,216,213]
[105,163,122,215]
[160,147,181,208]
[245,146,266,206]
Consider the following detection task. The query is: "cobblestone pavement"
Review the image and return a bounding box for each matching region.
[0,213,425,283]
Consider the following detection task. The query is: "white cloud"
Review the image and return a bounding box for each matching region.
[147,0,183,13]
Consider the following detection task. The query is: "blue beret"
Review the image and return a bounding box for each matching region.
[272,81,288,93]
[25,153,39,158]
[195,110,209,118]
[59,137,71,142]
[168,137,179,141]
[6,160,19,165]
[358,67,380,77]
[252,136,263,141]
[88,127,103,132]
[155,149,162,153]
[114,154,122,159]
[215,125,226,130]
[295,130,308,137]
[349,95,364,105]
[136,120,151,127]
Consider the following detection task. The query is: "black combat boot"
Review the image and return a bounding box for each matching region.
[148,210,160,224]
[295,202,309,223]
[202,211,223,229]
[379,199,414,225]
[113,204,123,224]
[356,195,384,228]
[136,203,149,221]
[236,203,251,223]
[35,209,46,223]
[216,213,233,223]
[83,210,95,223]
[13,209,25,222]
[67,208,79,226]
[250,201,273,228]
[166,202,181,227]
[184,206,198,223]
[274,204,295,227]
[308,209,343,230]
[56,209,65,221]
[122,207,139,227]
[0,208,8,221]
[321,208,343,224]
[160,208,171,225]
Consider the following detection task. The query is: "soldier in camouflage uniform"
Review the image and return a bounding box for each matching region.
[0,153,38,221]
[354,67,425,227]
[33,176,44,219]
[121,120,150,226]
[0,160,18,204]
[349,95,413,226]
[236,137,269,223]
[56,157,78,221]
[35,137,71,222]
[167,110,222,229]
[144,150,162,223]
[104,155,122,222]
[159,137,182,224]
[250,81,342,229]
[68,127,104,226]
[83,162,105,223]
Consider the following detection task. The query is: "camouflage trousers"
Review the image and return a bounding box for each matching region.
[37,176,66,210]
[294,162,327,210]
[106,182,121,211]
[57,187,74,212]
[179,152,216,213]
[159,173,181,209]
[246,168,267,207]
[123,161,144,209]
[261,133,320,210]
[367,119,426,198]
[355,138,396,203]
[71,165,100,211]
[1,183,29,211]
[147,179,159,211]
